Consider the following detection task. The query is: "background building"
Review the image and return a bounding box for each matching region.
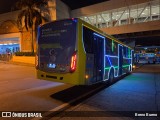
[0,0,160,54]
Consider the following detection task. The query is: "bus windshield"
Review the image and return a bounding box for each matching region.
[38,19,77,72]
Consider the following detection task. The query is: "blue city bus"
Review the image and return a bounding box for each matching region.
[36,18,133,85]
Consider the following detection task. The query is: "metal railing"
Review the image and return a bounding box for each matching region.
[80,0,160,28]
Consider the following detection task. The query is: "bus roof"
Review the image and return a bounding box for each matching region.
[40,18,133,50]
[78,18,133,49]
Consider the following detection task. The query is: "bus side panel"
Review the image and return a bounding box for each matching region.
[76,20,87,85]
[85,54,95,85]
[80,21,105,85]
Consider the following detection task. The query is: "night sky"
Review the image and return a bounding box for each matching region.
[0,0,109,14]
[0,0,18,14]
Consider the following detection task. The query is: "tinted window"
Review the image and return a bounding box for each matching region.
[38,19,77,71]
[83,26,94,53]
[106,38,118,56]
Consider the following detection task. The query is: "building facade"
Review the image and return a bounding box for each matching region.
[0,0,159,54]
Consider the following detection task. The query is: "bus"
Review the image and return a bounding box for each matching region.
[135,53,156,64]
[36,18,133,85]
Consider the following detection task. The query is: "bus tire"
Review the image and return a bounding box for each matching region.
[109,69,114,84]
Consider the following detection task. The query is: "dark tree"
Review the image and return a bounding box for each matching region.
[14,0,49,53]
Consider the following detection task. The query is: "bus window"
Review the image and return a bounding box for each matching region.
[112,41,118,56]
[106,38,112,55]
[105,38,118,56]
[83,26,94,53]
[123,46,127,57]
[38,19,77,72]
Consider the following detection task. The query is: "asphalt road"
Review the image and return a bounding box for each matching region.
[0,62,73,112]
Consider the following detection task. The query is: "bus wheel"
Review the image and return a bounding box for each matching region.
[109,70,114,84]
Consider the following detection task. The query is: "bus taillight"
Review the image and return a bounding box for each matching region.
[70,53,77,72]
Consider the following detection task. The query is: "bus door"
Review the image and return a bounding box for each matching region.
[118,45,123,75]
[93,34,104,82]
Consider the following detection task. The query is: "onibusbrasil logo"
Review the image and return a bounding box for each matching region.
[1,112,42,118]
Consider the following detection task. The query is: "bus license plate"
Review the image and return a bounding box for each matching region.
[48,64,56,68]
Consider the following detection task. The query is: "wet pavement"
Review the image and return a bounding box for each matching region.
[54,64,160,120]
